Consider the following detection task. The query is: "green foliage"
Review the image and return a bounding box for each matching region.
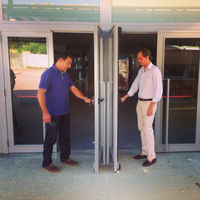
[38,43,47,54]
[9,41,47,54]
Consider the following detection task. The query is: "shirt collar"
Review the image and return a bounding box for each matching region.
[52,65,66,74]
[142,62,153,72]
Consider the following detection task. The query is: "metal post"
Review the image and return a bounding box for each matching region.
[165,79,170,151]
[94,25,99,173]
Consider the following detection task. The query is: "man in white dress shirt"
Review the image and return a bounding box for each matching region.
[121,48,163,167]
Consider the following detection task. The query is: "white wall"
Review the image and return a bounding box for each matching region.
[22,53,48,68]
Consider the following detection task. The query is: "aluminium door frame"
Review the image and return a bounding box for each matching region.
[112,25,119,172]
[156,30,200,152]
[0,31,8,153]
[2,30,54,153]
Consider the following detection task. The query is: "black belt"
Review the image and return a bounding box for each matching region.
[138,98,152,101]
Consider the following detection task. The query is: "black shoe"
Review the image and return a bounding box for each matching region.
[42,164,60,173]
[61,158,79,166]
[143,158,156,167]
[134,154,147,160]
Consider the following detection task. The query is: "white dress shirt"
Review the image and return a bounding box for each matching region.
[128,62,163,102]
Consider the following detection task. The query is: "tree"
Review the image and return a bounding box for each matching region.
[9,41,47,54]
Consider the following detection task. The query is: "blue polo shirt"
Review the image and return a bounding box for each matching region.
[39,65,74,117]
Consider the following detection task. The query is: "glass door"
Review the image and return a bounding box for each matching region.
[112,26,119,172]
[105,26,120,172]
[2,31,53,153]
[94,25,105,172]
[156,32,200,152]
[94,25,119,172]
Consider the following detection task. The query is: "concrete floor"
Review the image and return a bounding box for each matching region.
[0,150,200,200]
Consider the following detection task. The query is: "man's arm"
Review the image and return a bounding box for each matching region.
[121,71,140,102]
[37,89,51,123]
[70,86,91,103]
[121,93,130,102]
[147,68,163,116]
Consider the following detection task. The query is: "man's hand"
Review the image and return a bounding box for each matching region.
[70,86,91,104]
[84,97,91,104]
[121,94,130,103]
[121,96,126,102]
[43,112,51,123]
[147,103,155,116]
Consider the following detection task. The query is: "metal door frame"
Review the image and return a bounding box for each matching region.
[2,31,54,153]
[0,31,8,153]
[112,26,119,172]
[104,26,119,172]
[94,25,119,172]
[156,31,200,152]
[94,25,105,172]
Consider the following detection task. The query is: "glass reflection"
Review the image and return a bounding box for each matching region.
[112,0,200,23]
[8,37,47,145]
[2,0,100,22]
[163,38,199,144]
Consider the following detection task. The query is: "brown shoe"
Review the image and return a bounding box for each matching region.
[143,158,156,167]
[42,164,60,173]
[62,158,79,166]
[134,154,147,160]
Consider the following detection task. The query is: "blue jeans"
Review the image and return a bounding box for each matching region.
[42,114,70,167]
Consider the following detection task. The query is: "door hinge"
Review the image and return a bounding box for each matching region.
[7,139,9,147]
[4,88,6,97]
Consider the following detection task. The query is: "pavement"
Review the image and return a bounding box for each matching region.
[0,150,200,200]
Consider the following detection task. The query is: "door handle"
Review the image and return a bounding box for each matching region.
[98,98,104,104]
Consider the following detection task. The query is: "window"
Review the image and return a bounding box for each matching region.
[112,0,200,23]
[2,0,100,22]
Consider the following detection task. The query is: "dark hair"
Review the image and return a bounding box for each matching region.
[54,51,73,64]
[137,48,152,61]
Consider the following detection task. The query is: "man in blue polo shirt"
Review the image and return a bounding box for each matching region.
[37,52,90,173]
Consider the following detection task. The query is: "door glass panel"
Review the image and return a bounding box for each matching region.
[163,38,199,144]
[8,37,47,145]
[112,0,200,23]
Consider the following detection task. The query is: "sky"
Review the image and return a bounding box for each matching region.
[3,0,99,6]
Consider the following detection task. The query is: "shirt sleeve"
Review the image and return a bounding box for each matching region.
[69,76,74,87]
[127,70,140,97]
[38,70,51,91]
[152,68,163,102]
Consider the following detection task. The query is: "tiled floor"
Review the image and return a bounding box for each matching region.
[0,150,200,200]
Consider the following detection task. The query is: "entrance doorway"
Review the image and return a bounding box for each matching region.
[118,34,157,151]
[2,29,200,171]
[53,33,94,150]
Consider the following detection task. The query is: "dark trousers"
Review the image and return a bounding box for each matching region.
[42,114,70,167]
